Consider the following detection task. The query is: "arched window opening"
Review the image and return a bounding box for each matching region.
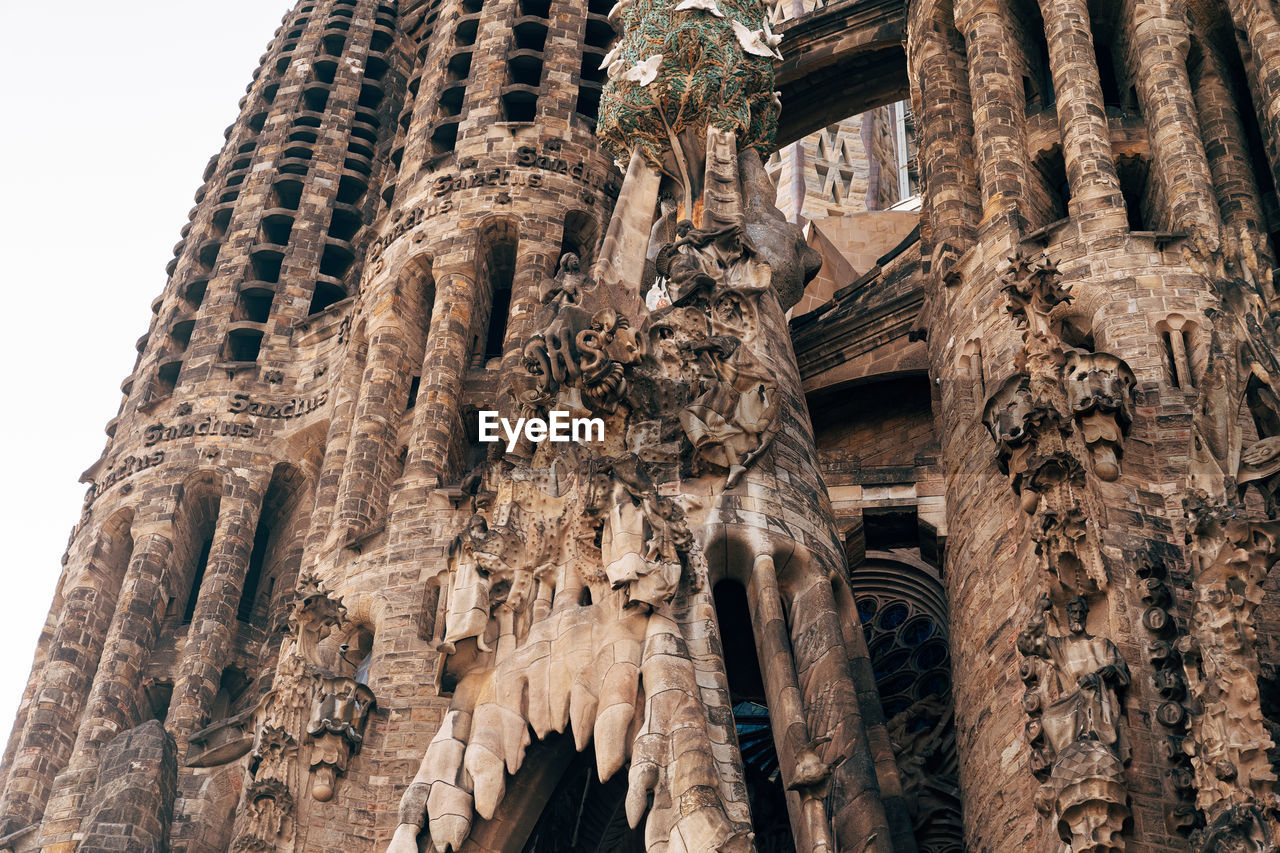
[238,519,271,622]
[167,477,222,630]
[458,408,492,480]
[209,667,250,722]
[182,538,213,624]
[485,286,512,362]
[402,255,437,398]
[1015,0,1053,115]
[561,210,600,266]
[1116,155,1151,231]
[1093,37,1124,109]
[504,2,549,122]
[474,220,518,367]
[145,681,174,724]
[713,580,796,853]
[1030,147,1070,229]
[577,0,615,123]
[1088,2,1128,111]
[850,555,962,852]
[238,463,314,633]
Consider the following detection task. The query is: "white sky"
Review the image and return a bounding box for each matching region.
[0,1,296,750]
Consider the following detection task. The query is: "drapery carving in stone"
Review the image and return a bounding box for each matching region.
[1018,595,1130,852]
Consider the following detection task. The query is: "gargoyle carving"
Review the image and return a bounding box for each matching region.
[1063,351,1135,482]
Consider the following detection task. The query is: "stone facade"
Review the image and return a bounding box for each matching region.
[9,0,1280,851]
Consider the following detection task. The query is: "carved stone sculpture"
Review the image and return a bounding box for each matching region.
[1019,595,1130,852]
[307,676,376,801]
[1179,501,1280,847]
[229,575,374,850]
[1063,351,1135,482]
[1135,555,1200,837]
[1019,596,1129,759]
[680,335,778,488]
[523,264,643,415]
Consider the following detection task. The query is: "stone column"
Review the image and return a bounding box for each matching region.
[502,238,558,375]
[38,522,175,843]
[747,556,910,852]
[68,525,174,762]
[1037,0,1128,235]
[1223,0,1280,191]
[783,568,907,852]
[1126,0,1221,246]
[1195,48,1274,258]
[304,326,367,556]
[165,477,268,752]
[908,0,981,272]
[332,306,414,543]
[406,262,478,485]
[954,0,1031,234]
[0,530,132,834]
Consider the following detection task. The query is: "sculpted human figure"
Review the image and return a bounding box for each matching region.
[592,454,688,609]
[681,335,779,488]
[538,252,585,311]
[657,219,748,301]
[1017,595,1130,757]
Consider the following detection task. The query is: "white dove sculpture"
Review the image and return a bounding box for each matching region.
[622,54,664,87]
[674,0,726,16]
[730,18,783,60]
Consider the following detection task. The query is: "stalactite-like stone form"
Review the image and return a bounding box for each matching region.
[387,17,897,842]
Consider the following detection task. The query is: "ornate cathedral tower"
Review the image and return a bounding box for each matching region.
[908,0,1280,849]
